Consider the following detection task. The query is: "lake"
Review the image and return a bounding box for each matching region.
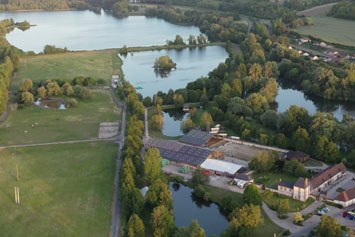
[162,109,188,137]
[122,46,228,97]
[170,183,229,236]
[0,10,202,53]
[275,84,355,120]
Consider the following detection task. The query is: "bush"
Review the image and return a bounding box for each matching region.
[325,201,343,208]
[283,229,291,236]
[67,98,78,108]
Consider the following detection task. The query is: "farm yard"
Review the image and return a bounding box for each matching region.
[295,16,355,47]
[12,50,121,89]
[215,142,268,161]
[0,142,117,237]
[0,89,120,146]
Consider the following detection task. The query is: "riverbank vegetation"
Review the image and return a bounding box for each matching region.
[0,142,116,236]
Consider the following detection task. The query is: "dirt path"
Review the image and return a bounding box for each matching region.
[0,138,117,149]
[297,2,337,17]
[110,88,126,237]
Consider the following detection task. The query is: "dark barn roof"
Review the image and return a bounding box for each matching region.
[179,129,214,147]
[278,180,295,189]
[283,151,309,160]
[235,173,253,181]
[146,139,213,167]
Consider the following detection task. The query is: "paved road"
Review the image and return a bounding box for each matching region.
[144,108,149,139]
[111,89,127,237]
[0,137,118,149]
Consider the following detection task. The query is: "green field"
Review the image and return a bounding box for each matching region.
[12,50,121,89]
[295,16,355,47]
[0,89,120,145]
[0,142,116,237]
[253,172,299,189]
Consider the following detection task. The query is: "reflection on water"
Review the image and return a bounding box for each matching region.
[162,109,188,137]
[170,183,229,236]
[122,46,228,97]
[0,11,202,52]
[275,81,355,120]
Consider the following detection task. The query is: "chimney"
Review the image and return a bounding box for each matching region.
[305,178,309,186]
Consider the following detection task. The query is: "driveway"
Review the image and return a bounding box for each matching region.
[327,171,355,199]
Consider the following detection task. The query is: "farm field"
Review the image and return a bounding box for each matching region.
[0,89,120,146]
[295,16,355,47]
[0,142,117,237]
[12,49,121,89]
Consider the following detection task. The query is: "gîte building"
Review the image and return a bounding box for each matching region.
[278,163,346,202]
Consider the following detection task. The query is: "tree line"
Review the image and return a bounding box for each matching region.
[329,0,355,20]
[0,19,28,115]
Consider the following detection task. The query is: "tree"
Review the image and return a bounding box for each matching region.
[154,56,176,71]
[228,204,263,237]
[143,96,152,107]
[62,82,74,96]
[145,148,163,183]
[37,86,47,98]
[67,98,78,108]
[191,167,210,186]
[316,215,343,237]
[47,81,62,96]
[20,79,33,91]
[201,112,213,131]
[228,97,252,117]
[174,35,185,45]
[189,220,206,237]
[146,178,173,208]
[293,212,304,224]
[21,91,34,105]
[188,35,197,45]
[283,160,307,177]
[173,94,184,107]
[250,151,279,173]
[181,116,196,133]
[249,63,263,80]
[151,205,176,237]
[127,214,145,237]
[277,199,289,216]
[200,88,209,107]
[113,0,128,15]
[291,127,311,153]
[243,184,262,206]
[197,34,207,44]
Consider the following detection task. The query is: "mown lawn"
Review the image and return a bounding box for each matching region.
[295,16,355,47]
[0,142,117,237]
[253,172,299,189]
[0,89,120,145]
[12,50,121,89]
[263,193,315,212]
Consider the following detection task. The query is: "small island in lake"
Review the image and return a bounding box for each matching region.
[153,56,177,75]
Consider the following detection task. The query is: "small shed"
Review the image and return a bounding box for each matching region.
[183,104,190,112]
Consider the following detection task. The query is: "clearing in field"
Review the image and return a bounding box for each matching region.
[0,89,121,146]
[12,49,121,89]
[0,142,117,237]
[295,16,355,47]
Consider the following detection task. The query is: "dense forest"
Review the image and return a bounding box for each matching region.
[328,0,355,20]
[145,7,355,168]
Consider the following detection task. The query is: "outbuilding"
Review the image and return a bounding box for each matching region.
[200,159,242,176]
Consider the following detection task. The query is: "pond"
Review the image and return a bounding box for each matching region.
[0,10,202,53]
[170,183,229,236]
[162,109,188,137]
[122,46,228,97]
[275,83,355,120]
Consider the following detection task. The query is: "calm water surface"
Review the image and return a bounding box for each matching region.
[162,109,188,137]
[122,46,228,97]
[0,10,202,52]
[276,85,355,120]
[170,183,229,236]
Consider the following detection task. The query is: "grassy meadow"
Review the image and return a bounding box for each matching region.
[0,142,116,237]
[0,89,120,146]
[12,50,121,89]
[295,16,355,47]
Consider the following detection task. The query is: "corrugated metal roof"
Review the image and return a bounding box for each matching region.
[179,129,214,146]
[200,159,242,175]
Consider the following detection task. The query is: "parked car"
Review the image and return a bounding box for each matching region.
[343,211,355,220]
[321,207,329,213]
[317,210,325,216]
